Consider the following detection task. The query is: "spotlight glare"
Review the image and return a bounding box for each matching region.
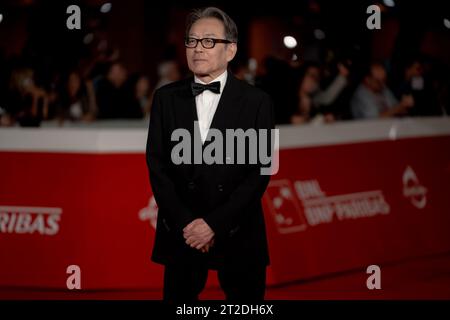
[83,33,94,45]
[314,29,326,40]
[444,18,450,29]
[100,3,112,13]
[283,36,297,49]
[383,0,395,7]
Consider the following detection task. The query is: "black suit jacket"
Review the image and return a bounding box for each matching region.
[146,72,275,269]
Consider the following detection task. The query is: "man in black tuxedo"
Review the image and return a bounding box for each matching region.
[146,7,275,301]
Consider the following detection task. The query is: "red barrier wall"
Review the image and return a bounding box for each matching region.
[1,118,449,289]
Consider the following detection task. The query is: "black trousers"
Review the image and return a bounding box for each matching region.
[163,261,267,301]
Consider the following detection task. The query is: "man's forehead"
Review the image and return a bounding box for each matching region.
[189,18,225,36]
[189,32,219,37]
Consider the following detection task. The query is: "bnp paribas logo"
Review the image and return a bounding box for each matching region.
[0,205,61,235]
[403,166,427,209]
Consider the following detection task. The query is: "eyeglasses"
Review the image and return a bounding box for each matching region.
[185,37,233,49]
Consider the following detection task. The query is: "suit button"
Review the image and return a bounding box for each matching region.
[188,181,196,190]
[162,218,171,231]
[217,184,224,192]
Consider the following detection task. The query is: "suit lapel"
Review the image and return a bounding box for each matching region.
[205,72,242,143]
[174,76,199,141]
[199,73,243,180]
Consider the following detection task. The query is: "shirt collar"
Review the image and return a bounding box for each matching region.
[194,70,228,93]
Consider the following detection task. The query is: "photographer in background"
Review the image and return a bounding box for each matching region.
[395,57,442,117]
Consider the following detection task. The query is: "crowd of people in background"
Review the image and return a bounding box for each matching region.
[0,46,162,127]
[0,43,448,127]
[254,53,449,125]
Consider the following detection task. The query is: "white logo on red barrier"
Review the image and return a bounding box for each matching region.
[0,205,61,235]
[265,180,390,233]
[138,196,158,230]
[264,180,308,234]
[403,166,427,209]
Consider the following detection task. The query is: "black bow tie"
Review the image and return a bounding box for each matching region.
[191,81,221,96]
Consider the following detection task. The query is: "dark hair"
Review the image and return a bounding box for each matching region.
[185,7,238,43]
[362,61,385,78]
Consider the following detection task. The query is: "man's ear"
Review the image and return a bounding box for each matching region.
[226,43,237,62]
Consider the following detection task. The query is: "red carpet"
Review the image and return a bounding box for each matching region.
[2,252,450,300]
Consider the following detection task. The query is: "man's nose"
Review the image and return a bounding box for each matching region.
[194,43,204,53]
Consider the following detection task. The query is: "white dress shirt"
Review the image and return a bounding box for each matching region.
[194,70,228,144]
